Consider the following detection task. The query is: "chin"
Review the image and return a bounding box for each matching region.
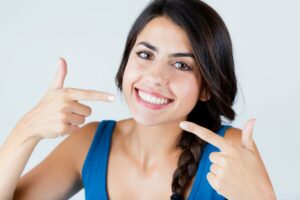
[132,115,162,127]
[132,113,183,127]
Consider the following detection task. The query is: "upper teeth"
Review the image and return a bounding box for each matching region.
[138,90,170,105]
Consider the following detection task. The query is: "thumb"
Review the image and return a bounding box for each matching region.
[48,57,67,90]
[242,118,256,151]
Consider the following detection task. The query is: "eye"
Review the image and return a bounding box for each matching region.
[174,61,193,71]
[136,51,153,60]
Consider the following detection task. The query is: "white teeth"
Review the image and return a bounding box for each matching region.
[138,90,170,105]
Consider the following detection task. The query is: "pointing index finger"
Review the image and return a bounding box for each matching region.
[180,121,230,152]
[64,88,116,102]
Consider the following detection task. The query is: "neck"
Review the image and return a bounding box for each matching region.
[126,118,184,168]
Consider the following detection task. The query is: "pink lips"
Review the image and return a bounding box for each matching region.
[134,88,173,110]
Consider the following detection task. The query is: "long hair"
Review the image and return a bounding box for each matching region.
[115,0,237,199]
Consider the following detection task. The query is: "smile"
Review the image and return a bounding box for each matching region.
[134,88,174,110]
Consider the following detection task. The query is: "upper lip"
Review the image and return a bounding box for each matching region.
[135,87,173,100]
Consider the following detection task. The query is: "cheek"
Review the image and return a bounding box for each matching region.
[122,67,133,93]
[171,75,200,104]
[122,52,147,86]
[122,60,141,94]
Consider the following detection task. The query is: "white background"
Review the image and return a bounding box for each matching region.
[0,0,299,199]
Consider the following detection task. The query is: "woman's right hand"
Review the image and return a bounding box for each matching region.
[14,58,115,140]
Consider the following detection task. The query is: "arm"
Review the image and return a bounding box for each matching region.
[0,58,114,199]
[12,122,98,200]
[0,122,83,200]
[0,126,41,200]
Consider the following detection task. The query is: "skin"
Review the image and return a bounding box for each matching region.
[0,16,276,200]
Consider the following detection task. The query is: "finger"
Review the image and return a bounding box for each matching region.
[60,123,80,137]
[209,152,228,166]
[180,121,231,152]
[66,113,85,126]
[49,57,67,90]
[66,101,92,117]
[209,163,221,176]
[242,118,256,151]
[64,88,116,102]
[207,172,221,193]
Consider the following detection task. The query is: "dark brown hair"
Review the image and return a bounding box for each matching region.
[115,0,237,199]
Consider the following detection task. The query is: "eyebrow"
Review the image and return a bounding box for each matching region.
[137,41,195,59]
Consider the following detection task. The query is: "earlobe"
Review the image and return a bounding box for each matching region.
[199,95,210,102]
[199,88,210,102]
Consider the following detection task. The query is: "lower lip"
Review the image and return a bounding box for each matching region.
[134,88,172,110]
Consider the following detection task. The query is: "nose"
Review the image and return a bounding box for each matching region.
[145,62,169,86]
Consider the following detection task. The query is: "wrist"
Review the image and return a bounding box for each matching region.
[9,123,43,148]
[13,116,44,143]
[239,180,276,200]
[262,186,277,200]
[1,126,42,161]
[256,182,277,200]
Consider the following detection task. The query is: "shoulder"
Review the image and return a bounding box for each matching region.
[67,121,100,150]
[61,121,101,175]
[223,126,243,147]
[223,125,260,152]
[223,126,260,156]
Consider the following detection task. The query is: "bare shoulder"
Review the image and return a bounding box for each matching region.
[14,121,101,199]
[223,126,260,155]
[223,126,243,146]
[64,121,100,176]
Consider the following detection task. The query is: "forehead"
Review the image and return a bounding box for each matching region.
[135,16,193,53]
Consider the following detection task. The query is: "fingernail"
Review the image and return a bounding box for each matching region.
[58,57,64,66]
[108,95,116,102]
[180,121,188,129]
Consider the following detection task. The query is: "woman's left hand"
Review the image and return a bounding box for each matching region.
[179,119,276,200]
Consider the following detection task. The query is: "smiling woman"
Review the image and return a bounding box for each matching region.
[0,0,278,200]
[121,16,203,126]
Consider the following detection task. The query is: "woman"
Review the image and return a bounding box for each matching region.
[0,0,276,199]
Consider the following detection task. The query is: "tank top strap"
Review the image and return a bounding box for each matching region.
[82,120,116,200]
[188,124,232,200]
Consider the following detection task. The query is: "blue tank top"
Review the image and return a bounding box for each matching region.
[82,120,232,200]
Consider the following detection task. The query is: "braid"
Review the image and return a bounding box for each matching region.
[171,131,206,196]
[171,101,221,199]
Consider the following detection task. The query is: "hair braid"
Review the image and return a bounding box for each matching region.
[171,101,215,199]
[172,132,205,195]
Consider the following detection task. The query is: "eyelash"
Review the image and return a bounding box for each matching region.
[136,50,193,71]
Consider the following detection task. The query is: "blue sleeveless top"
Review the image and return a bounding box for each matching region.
[82,120,231,200]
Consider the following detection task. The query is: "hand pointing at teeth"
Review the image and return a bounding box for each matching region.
[179,119,276,200]
[14,58,116,140]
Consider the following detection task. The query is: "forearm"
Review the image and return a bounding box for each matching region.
[0,126,41,200]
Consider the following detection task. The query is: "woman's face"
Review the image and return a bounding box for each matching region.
[122,16,207,126]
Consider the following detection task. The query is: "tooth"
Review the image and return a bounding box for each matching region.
[146,94,151,100]
[150,96,155,102]
[138,89,170,105]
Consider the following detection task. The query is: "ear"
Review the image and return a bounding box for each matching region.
[199,87,210,101]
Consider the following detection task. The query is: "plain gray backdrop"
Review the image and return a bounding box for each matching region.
[0,0,299,199]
